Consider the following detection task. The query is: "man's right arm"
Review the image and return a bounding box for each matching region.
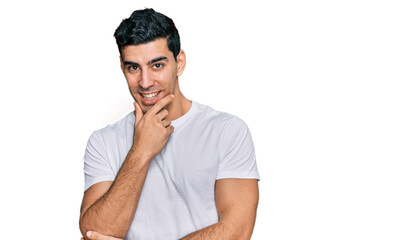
[79,149,153,239]
[79,95,175,239]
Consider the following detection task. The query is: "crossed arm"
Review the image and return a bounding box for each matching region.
[80,96,259,239]
[83,178,259,240]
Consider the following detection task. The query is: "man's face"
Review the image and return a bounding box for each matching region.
[121,38,183,113]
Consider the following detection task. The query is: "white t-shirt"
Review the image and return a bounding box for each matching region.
[83,101,260,239]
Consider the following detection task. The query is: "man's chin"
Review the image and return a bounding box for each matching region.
[141,104,154,113]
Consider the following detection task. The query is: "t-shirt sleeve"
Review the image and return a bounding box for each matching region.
[216,117,260,180]
[83,131,116,191]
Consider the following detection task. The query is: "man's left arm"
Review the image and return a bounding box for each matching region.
[181,178,259,240]
[84,178,259,240]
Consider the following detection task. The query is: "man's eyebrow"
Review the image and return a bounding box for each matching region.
[147,56,167,65]
[123,60,138,66]
[123,57,167,66]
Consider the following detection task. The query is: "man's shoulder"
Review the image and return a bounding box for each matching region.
[193,102,248,130]
[91,111,135,140]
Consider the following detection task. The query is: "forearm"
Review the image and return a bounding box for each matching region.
[80,147,151,238]
[181,220,251,240]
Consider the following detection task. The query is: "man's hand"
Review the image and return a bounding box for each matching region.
[81,231,123,240]
[132,94,175,161]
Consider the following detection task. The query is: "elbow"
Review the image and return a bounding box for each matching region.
[221,220,254,240]
[79,208,93,239]
[240,218,256,239]
[236,227,254,240]
[237,225,254,240]
[79,215,92,239]
[242,229,254,240]
[79,214,128,239]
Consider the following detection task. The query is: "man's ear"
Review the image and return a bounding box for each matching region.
[119,55,124,72]
[176,50,186,77]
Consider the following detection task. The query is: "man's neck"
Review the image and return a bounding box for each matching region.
[167,92,192,121]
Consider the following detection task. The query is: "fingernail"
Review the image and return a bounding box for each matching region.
[87,231,92,237]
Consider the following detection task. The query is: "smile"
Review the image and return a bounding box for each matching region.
[142,92,159,99]
[139,91,162,105]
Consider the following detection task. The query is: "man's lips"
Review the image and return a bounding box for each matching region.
[139,91,161,105]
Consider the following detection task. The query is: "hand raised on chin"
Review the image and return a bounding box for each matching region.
[132,94,175,161]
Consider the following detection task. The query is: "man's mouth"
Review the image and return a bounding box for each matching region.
[139,91,162,105]
[141,92,160,100]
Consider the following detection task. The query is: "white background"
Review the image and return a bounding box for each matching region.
[0,0,414,239]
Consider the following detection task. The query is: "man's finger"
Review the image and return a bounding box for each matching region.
[133,101,144,124]
[147,94,175,116]
[162,117,172,128]
[167,125,174,135]
[156,109,169,121]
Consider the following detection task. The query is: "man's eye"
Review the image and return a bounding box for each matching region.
[153,63,163,69]
[128,65,139,71]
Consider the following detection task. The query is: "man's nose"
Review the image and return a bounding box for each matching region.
[139,70,154,89]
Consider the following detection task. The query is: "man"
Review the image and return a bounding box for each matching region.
[79,8,260,240]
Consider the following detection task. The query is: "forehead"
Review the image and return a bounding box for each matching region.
[122,38,173,62]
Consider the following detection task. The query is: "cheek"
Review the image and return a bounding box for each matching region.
[157,72,170,82]
[157,68,177,86]
[125,74,138,86]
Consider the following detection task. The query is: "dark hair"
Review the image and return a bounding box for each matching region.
[114,8,181,60]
